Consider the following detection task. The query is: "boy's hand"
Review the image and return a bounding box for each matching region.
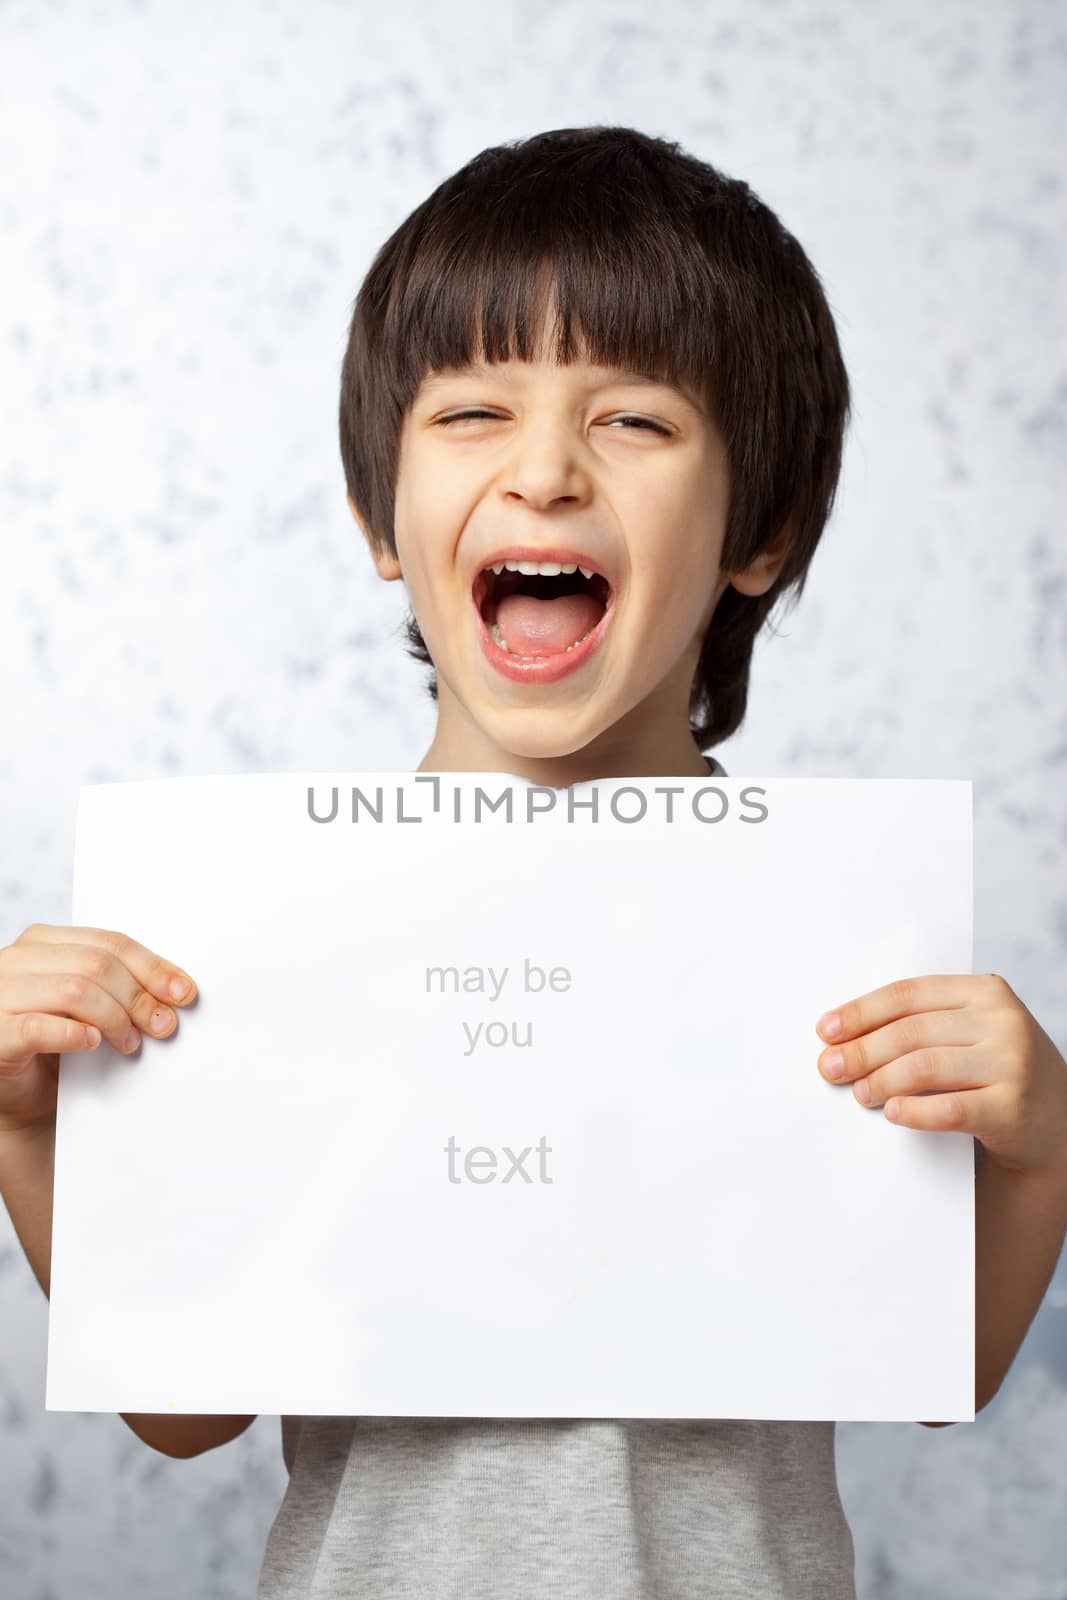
[815,974,1067,1178]
[0,925,197,1137]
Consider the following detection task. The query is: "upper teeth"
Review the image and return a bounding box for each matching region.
[487,560,596,579]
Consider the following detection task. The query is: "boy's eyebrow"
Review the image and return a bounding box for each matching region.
[418,362,706,414]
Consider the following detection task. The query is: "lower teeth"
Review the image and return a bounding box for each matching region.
[489,621,597,656]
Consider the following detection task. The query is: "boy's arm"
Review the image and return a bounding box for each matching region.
[918,1143,1067,1427]
[120,1409,258,1457]
[0,1119,257,1459]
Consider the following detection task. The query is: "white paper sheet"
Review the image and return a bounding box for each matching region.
[46,772,974,1420]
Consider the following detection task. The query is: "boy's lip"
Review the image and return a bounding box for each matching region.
[468,542,618,684]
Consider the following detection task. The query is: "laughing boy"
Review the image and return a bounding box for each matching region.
[2,125,1066,1600]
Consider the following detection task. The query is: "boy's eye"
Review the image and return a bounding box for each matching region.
[435,410,670,436]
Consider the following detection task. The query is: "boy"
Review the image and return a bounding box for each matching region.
[3,125,1067,1599]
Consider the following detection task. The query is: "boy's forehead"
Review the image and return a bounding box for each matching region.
[422,359,664,385]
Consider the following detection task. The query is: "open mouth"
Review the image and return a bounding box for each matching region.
[472,563,614,658]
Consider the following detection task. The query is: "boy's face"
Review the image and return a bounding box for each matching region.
[352,325,784,781]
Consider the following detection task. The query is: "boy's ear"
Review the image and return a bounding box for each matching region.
[348,493,402,582]
[726,515,794,598]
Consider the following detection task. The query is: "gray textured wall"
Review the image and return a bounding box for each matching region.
[2,0,1065,1595]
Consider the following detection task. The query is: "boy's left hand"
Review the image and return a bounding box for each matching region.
[815,974,1067,1179]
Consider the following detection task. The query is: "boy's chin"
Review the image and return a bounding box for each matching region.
[480,729,604,766]
[464,704,617,766]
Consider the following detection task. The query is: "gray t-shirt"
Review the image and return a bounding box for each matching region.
[257,1413,856,1599]
[255,756,857,1599]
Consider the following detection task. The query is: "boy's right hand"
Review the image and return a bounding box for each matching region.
[0,925,197,1137]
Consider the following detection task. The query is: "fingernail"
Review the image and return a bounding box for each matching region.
[818,1012,842,1039]
[823,1050,845,1079]
[149,1007,172,1034]
[169,976,191,1000]
[125,1028,140,1052]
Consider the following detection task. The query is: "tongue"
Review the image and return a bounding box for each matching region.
[496,591,604,657]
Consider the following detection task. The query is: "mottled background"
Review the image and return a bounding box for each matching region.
[1,0,1065,1595]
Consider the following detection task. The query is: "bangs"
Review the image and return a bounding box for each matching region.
[383,137,722,414]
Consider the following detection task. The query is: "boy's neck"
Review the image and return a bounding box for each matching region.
[415,658,719,787]
[414,736,718,787]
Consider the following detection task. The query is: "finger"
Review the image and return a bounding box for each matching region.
[0,1013,102,1074]
[0,973,152,1064]
[844,1042,988,1109]
[0,945,178,1047]
[815,974,979,1046]
[5,926,196,1009]
[882,1084,996,1133]
[818,1006,980,1084]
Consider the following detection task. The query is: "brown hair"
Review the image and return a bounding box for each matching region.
[339,125,851,753]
